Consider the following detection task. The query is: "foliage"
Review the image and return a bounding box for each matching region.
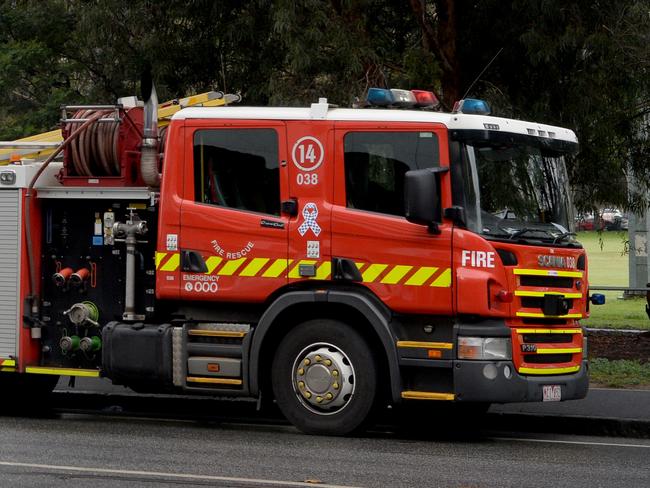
[0,0,648,210]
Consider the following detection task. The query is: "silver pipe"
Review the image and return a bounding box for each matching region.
[141,83,161,186]
[114,214,148,321]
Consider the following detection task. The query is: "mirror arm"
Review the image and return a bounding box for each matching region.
[444,206,466,227]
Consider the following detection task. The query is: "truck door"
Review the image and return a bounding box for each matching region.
[331,124,453,315]
[285,122,333,283]
[178,122,289,303]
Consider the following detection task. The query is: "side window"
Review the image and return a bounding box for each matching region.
[344,131,440,216]
[194,129,280,216]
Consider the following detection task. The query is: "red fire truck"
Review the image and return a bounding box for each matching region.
[0,88,600,434]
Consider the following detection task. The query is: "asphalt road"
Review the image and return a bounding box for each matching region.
[0,412,649,488]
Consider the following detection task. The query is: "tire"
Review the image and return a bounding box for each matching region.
[0,373,59,415]
[271,319,378,435]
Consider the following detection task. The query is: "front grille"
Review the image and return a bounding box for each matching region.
[522,333,570,344]
[523,353,573,364]
[520,297,574,309]
[512,327,583,375]
[519,275,573,288]
[521,318,567,325]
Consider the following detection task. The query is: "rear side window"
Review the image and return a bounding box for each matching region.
[194,129,280,215]
[344,131,440,216]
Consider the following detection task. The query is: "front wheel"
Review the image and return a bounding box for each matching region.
[271,319,378,435]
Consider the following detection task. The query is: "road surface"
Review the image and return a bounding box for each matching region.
[0,411,648,487]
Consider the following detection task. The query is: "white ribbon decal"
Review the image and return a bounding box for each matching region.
[298,202,321,237]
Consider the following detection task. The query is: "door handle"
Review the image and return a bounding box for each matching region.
[281,198,298,217]
[181,250,208,273]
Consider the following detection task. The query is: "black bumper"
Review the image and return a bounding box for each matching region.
[453,359,589,403]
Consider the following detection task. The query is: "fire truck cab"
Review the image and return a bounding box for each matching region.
[0,92,590,435]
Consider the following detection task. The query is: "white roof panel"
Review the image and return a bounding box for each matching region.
[173,105,577,144]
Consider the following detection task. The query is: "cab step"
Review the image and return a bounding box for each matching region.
[401,390,455,401]
[172,322,252,393]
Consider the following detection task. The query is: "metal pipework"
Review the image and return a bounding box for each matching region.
[141,83,161,187]
[113,211,148,321]
[69,268,90,287]
[79,336,102,353]
[52,267,74,287]
[63,302,99,327]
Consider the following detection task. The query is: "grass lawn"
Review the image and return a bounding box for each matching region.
[577,231,650,330]
[589,358,650,388]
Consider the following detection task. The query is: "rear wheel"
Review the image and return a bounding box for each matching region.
[271,319,378,435]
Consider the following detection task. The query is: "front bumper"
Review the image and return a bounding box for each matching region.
[453,359,589,403]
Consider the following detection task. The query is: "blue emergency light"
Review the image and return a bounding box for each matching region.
[452,98,491,115]
[367,88,394,106]
[366,88,440,109]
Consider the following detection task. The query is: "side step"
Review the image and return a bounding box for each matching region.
[172,322,251,392]
[401,391,455,401]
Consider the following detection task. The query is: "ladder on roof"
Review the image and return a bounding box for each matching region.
[0,91,241,165]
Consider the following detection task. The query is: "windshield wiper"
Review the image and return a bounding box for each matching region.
[508,228,536,239]
[552,231,576,244]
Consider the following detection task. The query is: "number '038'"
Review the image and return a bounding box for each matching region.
[297,173,318,185]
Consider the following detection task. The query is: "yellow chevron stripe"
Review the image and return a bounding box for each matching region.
[519,365,581,375]
[239,258,270,277]
[405,266,438,286]
[218,258,247,276]
[160,253,180,272]
[430,268,451,287]
[288,260,317,279]
[381,265,413,285]
[362,264,388,283]
[155,252,167,269]
[313,262,332,280]
[205,256,223,274]
[0,359,16,367]
[262,259,292,278]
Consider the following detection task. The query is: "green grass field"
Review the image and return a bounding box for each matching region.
[589,359,650,388]
[577,231,649,330]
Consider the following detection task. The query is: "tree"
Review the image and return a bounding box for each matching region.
[1,0,648,211]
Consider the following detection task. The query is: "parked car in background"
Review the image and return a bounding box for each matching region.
[575,212,599,231]
[575,209,628,231]
[602,208,628,230]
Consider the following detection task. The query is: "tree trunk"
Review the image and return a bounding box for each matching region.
[409,0,461,109]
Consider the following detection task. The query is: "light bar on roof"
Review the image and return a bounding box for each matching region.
[452,98,491,115]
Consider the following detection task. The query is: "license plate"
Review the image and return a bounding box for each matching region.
[542,385,561,402]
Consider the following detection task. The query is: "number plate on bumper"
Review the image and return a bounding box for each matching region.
[542,385,562,402]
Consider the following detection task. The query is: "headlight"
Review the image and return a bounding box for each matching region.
[458,337,511,360]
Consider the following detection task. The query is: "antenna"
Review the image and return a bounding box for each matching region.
[220,52,228,102]
[462,47,503,99]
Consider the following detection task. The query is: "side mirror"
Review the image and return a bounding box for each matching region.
[404,167,448,231]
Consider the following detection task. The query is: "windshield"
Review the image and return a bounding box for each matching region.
[460,144,576,244]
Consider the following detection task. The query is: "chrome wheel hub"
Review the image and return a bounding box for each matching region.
[292,343,355,415]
